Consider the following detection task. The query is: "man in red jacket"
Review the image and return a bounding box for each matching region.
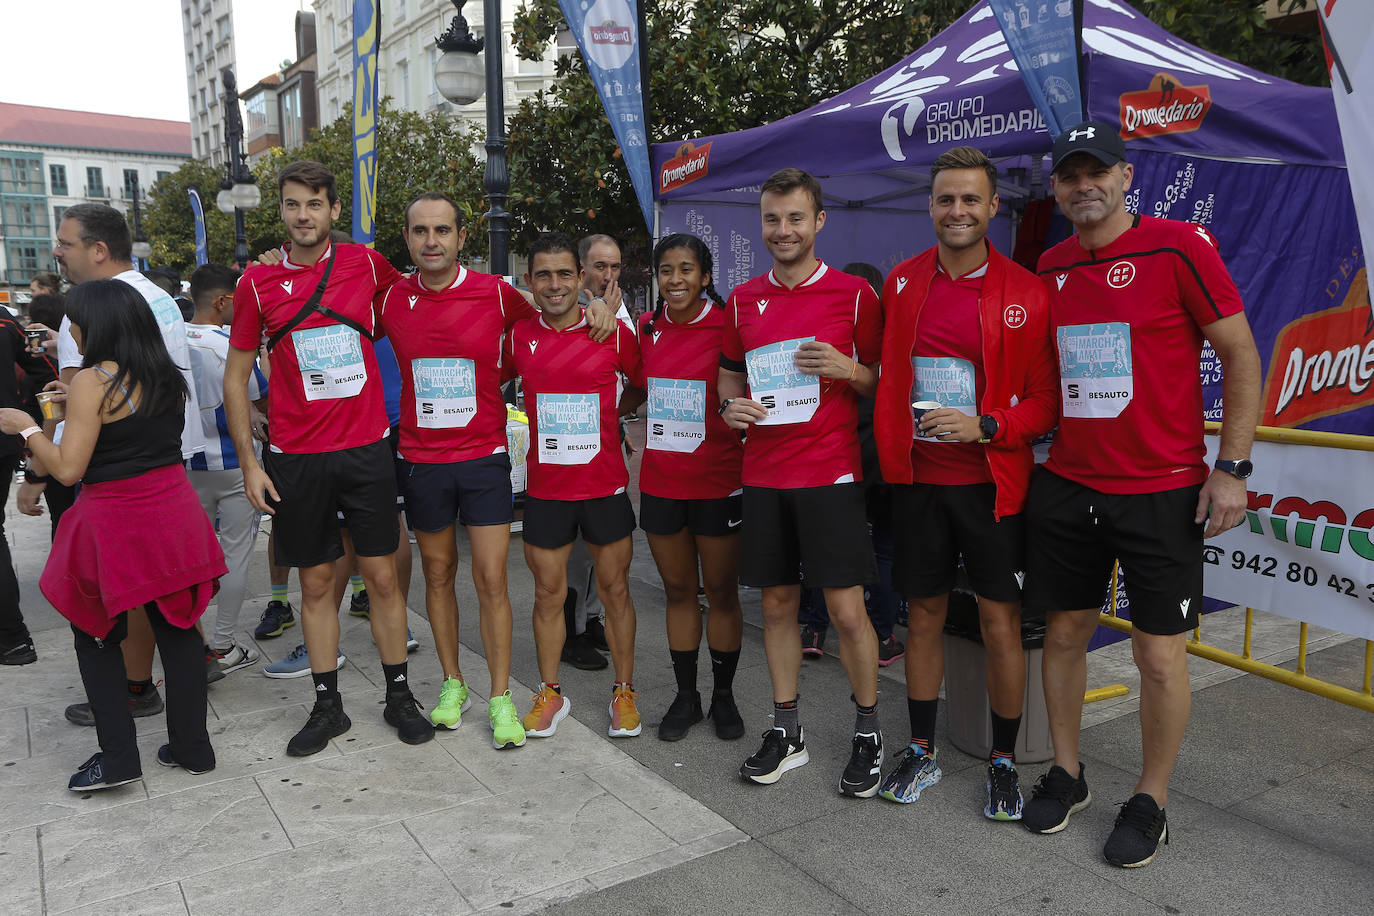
[873,146,1058,819]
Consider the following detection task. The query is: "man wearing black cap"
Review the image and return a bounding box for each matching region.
[1020,121,1260,867]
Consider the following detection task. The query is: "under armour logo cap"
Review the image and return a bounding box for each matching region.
[1051,120,1127,172]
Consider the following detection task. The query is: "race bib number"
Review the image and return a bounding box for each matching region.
[1057,322,1133,418]
[912,356,978,442]
[413,357,477,428]
[292,325,367,401]
[536,393,601,465]
[647,377,706,453]
[746,337,820,426]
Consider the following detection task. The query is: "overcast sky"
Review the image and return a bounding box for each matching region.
[1,0,304,122]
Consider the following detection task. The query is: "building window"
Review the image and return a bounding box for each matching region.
[397,60,410,109]
[3,199,47,236]
[0,156,43,193]
[282,85,304,148]
[209,77,217,106]
[49,164,67,196]
[556,25,578,60]
[123,169,140,199]
[7,242,42,285]
[156,170,172,185]
[394,0,406,23]
[518,47,544,76]
[53,205,67,228]
[85,167,105,198]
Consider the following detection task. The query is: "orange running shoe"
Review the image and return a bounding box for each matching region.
[608,684,642,738]
[522,684,570,738]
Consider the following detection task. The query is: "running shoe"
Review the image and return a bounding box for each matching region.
[1022,763,1091,834]
[349,589,370,618]
[608,684,642,738]
[707,690,745,740]
[561,633,608,670]
[877,635,906,667]
[740,727,808,784]
[878,745,943,804]
[800,625,825,658]
[488,691,527,749]
[430,677,471,729]
[155,744,214,775]
[985,757,1024,821]
[263,644,348,679]
[839,732,884,798]
[523,684,571,738]
[64,685,164,727]
[0,639,36,665]
[585,615,609,651]
[384,692,434,745]
[205,646,225,684]
[286,695,351,757]
[212,642,261,675]
[1104,793,1168,868]
[67,753,140,792]
[253,600,296,639]
[657,690,703,741]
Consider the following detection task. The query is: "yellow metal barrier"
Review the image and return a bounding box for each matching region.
[1203,421,1374,451]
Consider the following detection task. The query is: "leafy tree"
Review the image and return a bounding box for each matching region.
[1136,1,1321,88]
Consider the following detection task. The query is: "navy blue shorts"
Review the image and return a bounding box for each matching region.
[399,452,514,532]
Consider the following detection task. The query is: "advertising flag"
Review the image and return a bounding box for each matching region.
[987,0,1083,137]
[352,0,380,245]
[557,0,653,230]
[188,188,209,266]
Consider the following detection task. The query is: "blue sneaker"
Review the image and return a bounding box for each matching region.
[877,745,942,804]
[253,600,296,639]
[264,643,347,679]
[406,628,419,653]
[985,758,1024,821]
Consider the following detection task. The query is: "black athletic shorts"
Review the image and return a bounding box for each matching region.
[522,492,636,549]
[400,452,514,532]
[639,491,743,537]
[740,483,876,589]
[265,438,400,568]
[892,482,1024,602]
[1022,468,1203,636]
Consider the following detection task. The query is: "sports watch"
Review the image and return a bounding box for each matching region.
[977,414,998,444]
[1214,458,1253,479]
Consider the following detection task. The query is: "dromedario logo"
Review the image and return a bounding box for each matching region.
[580,0,636,71]
[660,142,712,194]
[1118,73,1212,139]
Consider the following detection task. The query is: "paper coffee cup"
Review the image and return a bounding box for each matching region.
[36,390,64,421]
[911,400,940,436]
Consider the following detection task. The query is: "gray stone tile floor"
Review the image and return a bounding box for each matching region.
[4,484,1374,915]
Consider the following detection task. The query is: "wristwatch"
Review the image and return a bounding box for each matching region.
[1214,457,1253,480]
[977,414,998,444]
[718,398,734,416]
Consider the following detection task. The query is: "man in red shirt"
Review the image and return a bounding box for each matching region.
[718,169,885,796]
[873,146,1058,818]
[1021,123,1261,867]
[505,233,646,740]
[224,161,431,757]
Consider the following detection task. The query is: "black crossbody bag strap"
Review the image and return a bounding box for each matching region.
[264,255,367,352]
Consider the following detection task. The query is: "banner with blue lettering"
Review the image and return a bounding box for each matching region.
[557,0,653,231]
[188,188,208,266]
[987,0,1082,137]
[352,0,379,245]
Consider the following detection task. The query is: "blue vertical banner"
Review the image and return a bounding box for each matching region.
[557,0,653,231]
[988,0,1083,137]
[188,188,209,266]
[352,0,380,245]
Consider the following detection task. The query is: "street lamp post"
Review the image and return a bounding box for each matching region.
[217,68,261,269]
[434,0,511,277]
[129,174,152,267]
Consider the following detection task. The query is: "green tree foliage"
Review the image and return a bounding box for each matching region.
[1136,1,1322,88]
[144,100,487,274]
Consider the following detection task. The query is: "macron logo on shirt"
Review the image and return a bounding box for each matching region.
[896,277,908,294]
[408,295,418,309]
[528,340,538,353]
[1056,274,1068,291]
[757,299,769,314]
[652,331,662,343]
[280,280,294,295]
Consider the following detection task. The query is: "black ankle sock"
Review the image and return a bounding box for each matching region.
[908,697,938,751]
[773,697,799,737]
[670,648,698,694]
[382,661,411,698]
[311,668,339,701]
[854,697,880,736]
[990,711,1022,762]
[127,678,154,695]
[708,647,740,695]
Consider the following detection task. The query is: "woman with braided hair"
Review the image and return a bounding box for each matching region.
[638,233,746,742]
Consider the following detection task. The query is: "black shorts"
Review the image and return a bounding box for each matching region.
[740,484,876,589]
[338,428,405,525]
[892,483,1024,602]
[400,453,514,532]
[265,438,400,568]
[1022,469,1203,636]
[639,492,743,537]
[522,492,636,549]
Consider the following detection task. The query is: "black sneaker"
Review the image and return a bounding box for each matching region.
[254,600,296,639]
[657,690,704,742]
[64,685,164,727]
[384,692,435,746]
[877,635,905,667]
[0,639,36,665]
[839,732,884,798]
[286,695,351,757]
[740,727,808,784]
[67,753,141,792]
[585,615,609,651]
[155,743,215,775]
[349,589,370,619]
[1022,763,1092,834]
[1104,793,1169,868]
[800,625,825,658]
[707,691,745,740]
[561,633,608,670]
[204,646,226,684]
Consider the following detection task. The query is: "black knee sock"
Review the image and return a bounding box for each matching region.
[670,648,698,695]
[908,697,938,752]
[382,661,411,698]
[990,711,1022,763]
[127,677,155,695]
[773,697,799,738]
[708,647,740,695]
[311,668,339,702]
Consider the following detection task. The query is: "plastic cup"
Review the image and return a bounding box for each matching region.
[36,390,64,421]
[25,329,46,352]
[912,400,940,437]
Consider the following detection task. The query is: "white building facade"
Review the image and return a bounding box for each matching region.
[182,0,239,164]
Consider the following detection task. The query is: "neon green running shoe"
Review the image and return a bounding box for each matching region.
[488,690,527,749]
[430,677,471,729]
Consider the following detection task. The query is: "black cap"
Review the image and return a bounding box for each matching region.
[1051,121,1126,172]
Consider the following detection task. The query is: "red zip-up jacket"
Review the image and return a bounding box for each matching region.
[874,243,1058,520]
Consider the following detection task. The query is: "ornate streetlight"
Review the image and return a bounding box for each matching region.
[217,68,262,269]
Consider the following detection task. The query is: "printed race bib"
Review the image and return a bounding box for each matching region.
[912,356,977,442]
[292,325,367,401]
[647,377,706,453]
[413,357,477,428]
[1057,322,1133,418]
[746,337,820,426]
[536,393,601,465]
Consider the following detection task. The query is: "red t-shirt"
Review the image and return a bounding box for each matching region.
[231,243,401,454]
[1037,214,1244,494]
[504,310,644,500]
[721,262,882,489]
[638,302,744,500]
[911,262,992,485]
[378,267,535,463]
